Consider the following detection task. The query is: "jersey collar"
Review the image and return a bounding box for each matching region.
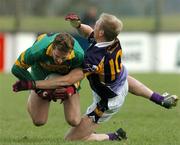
[95,40,114,47]
[46,44,53,56]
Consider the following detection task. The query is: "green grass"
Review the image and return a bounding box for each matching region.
[0,16,73,32]
[0,16,15,32]
[0,73,180,145]
[1,15,180,32]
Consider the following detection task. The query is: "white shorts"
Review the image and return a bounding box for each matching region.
[86,79,128,123]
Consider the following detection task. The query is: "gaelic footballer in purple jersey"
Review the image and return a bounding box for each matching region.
[83,32,128,99]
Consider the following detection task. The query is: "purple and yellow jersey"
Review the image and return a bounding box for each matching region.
[83,32,128,98]
[11,33,84,81]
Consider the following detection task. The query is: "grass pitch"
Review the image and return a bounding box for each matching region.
[0,73,180,145]
[1,15,180,32]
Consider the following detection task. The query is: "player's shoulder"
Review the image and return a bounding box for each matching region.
[73,38,84,56]
[36,32,58,41]
[33,33,58,49]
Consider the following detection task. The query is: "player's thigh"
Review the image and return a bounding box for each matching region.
[27,90,50,120]
[65,116,98,140]
[63,93,81,123]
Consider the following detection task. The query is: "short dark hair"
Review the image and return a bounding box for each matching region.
[53,33,74,53]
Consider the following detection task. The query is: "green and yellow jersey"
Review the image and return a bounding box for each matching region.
[11,33,84,81]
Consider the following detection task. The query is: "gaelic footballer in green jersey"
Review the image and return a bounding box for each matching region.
[11,33,84,127]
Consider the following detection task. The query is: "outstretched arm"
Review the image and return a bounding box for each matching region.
[65,13,93,38]
[35,68,84,89]
[77,24,93,38]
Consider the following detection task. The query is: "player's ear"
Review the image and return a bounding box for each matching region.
[99,30,104,37]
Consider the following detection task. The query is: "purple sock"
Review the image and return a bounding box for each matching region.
[150,92,164,105]
[107,133,118,140]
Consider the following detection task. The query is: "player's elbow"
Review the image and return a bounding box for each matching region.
[11,65,19,78]
[70,70,85,83]
[64,73,84,85]
[78,71,85,80]
[11,65,16,75]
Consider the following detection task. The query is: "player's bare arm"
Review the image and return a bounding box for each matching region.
[35,68,84,89]
[65,13,93,38]
[77,24,93,38]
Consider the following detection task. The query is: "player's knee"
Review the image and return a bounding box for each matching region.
[64,134,76,141]
[32,120,47,127]
[67,118,80,127]
[64,135,71,141]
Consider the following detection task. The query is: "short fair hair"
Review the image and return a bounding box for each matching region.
[98,13,123,41]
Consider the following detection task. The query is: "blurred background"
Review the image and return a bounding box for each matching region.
[0,0,180,32]
[0,0,180,73]
[0,2,180,144]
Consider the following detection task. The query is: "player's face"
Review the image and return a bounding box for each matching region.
[52,48,70,64]
[94,19,104,42]
[94,19,101,40]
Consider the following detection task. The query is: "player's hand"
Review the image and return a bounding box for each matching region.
[35,89,54,101]
[35,89,65,102]
[65,13,81,28]
[13,80,36,92]
[35,86,76,102]
[53,87,68,102]
[66,86,76,96]
[53,86,76,103]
